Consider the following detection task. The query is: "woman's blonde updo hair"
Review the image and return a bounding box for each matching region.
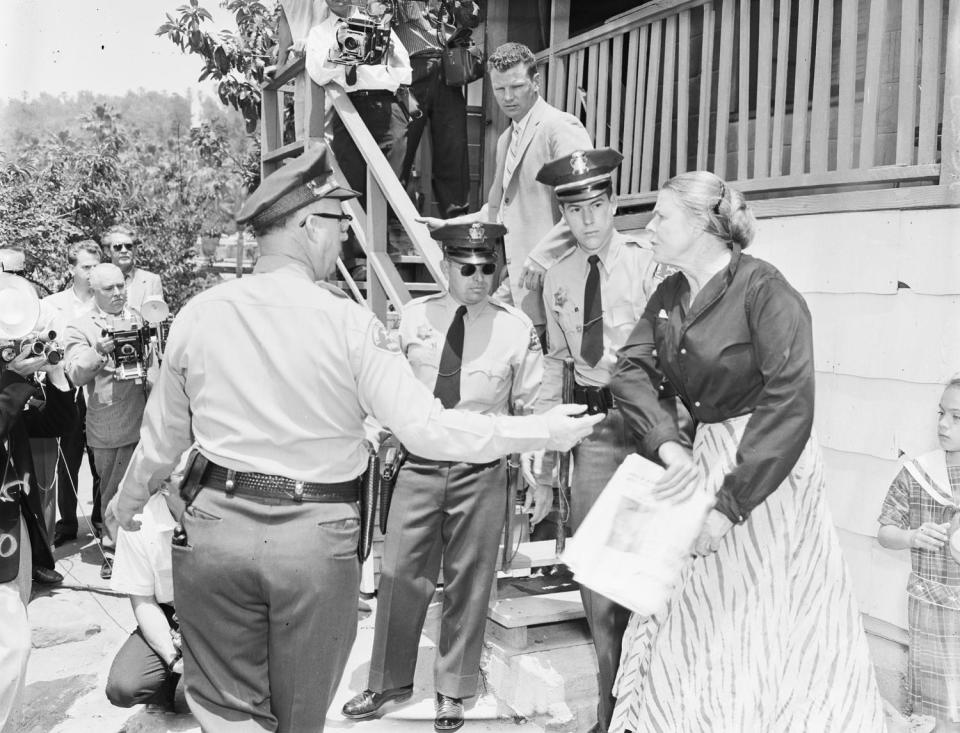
[661,171,756,249]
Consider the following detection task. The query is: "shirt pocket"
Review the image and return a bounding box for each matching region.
[406,343,440,382]
[609,303,640,328]
[461,359,511,408]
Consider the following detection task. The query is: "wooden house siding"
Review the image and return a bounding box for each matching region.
[710,206,958,629]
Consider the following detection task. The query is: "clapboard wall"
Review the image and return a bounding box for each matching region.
[746,206,960,630]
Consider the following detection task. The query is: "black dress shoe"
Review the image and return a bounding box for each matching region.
[53,529,77,548]
[32,566,64,585]
[341,685,413,720]
[434,693,463,732]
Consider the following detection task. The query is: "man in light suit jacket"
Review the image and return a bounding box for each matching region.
[64,263,149,579]
[101,225,164,314]
[418,42,591,332]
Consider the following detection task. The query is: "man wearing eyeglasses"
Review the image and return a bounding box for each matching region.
[111,148,601,733]
[342,221,548,732]
[100,225,164,315]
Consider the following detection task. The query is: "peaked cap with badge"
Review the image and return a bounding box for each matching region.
[536,148,624,203]
[431,222,507,265]
[236,146,359,232]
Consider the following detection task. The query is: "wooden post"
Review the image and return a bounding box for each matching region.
[548,0,571,105]
[940,0,960,189]
[367,169,389,322]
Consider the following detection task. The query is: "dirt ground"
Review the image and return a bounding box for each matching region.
[9,462,546,733]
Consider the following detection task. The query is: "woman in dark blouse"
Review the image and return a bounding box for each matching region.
[606,172,885,732]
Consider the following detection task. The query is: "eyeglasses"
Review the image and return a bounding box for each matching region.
[299,212,353,228]
[110,242,134,252]
[456,263,497,277]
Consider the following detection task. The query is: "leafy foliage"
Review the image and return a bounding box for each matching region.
[0,103,258,313]
[157,0,281,132]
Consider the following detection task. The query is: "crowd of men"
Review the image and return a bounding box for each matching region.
[1,7,673,732]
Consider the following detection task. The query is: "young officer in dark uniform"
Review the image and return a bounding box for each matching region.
[534,149,659,733]
[342,221,544,732]
[114,147,602,733]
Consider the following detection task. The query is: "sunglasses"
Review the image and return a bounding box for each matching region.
[299,212,353,228]
[455,263,497,277]
[110,242,135,252]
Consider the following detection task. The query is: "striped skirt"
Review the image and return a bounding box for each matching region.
[609,415,886,733]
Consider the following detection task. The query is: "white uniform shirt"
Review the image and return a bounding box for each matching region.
[541,231,659,409]
[399,293,542,416]
[116,269,558,523]
[110,493,176,604]
[305,15,412,93]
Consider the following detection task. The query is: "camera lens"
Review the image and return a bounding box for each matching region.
[343,36,359,50]
[120,344,136,356]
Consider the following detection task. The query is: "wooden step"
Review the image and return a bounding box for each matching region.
[262,140,305,166]
[487,590,585,649]
[331,279,442,293]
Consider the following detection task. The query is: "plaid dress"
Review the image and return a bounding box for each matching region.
[878,461,960,723]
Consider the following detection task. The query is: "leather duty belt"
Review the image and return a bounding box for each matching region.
[572,384,617,415]
[201,463,360,504]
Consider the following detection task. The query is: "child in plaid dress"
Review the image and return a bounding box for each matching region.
[878,376,960,730]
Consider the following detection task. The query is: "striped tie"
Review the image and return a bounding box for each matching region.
[502,123,522,187]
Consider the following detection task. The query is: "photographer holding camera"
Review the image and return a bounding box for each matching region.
[0,272,77,729]
[395,1,478,219]
[306,0,411,215]
[63,263,150,579]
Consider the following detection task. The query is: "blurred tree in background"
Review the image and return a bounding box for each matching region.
[0,101,258,313]
[157,0,280,132]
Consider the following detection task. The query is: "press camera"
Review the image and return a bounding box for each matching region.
[329,1,395,66]
[103,297,170,383]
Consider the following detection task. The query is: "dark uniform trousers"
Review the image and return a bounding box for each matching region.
[369,456,506,699]
[401,54,471,217]
[105,603,179,708]
[570,407,632,733]
[172,488,360,733]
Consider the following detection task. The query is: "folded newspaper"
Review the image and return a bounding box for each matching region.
[561,453,713,616]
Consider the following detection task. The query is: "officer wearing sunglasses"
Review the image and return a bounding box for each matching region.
[344,221,546,731]
[100,224,164,315]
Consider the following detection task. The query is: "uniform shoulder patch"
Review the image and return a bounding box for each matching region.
[371,320,402,353]
[528,327,542,352]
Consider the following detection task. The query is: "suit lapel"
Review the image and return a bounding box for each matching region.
[502,97,548,192]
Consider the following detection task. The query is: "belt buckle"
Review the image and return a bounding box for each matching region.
[293,481,305,503]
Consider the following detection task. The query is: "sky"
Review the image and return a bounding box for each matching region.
[0,0,235,101]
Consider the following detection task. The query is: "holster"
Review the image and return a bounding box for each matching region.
[359,451,379,563]
[177,447,209,509]
[378,439,407,534]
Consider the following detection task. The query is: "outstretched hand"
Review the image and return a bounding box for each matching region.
[543,404,603,451]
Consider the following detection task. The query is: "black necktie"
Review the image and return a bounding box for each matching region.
[580,254,603,367]
[433,305,467,408]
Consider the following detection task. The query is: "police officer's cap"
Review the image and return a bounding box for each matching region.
[536,148,623,203]
[431,222,505,265]
[236,146,359,231]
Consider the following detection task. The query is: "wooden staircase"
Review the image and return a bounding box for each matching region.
[260,58,446,322]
